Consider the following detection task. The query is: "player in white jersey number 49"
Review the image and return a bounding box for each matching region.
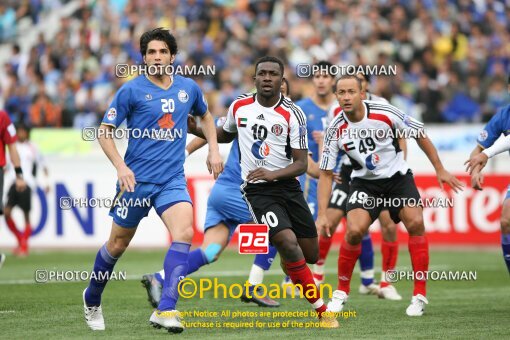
[316,75,464,317]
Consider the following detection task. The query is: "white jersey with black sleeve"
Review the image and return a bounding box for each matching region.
[223,93,308,183]
[320,100,424,180]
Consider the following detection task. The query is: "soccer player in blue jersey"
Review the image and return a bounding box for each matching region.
[465,77,510,275]
[142,117,280,308]
[141,80,321,309]
[82,28,223,333]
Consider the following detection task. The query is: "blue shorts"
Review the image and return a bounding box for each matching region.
[506,185,510,200]
[204,182,252,240]
[109,173,191,228]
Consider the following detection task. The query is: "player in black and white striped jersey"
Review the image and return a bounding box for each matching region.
[216,56,339,328]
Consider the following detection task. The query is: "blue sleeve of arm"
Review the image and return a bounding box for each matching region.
[478,108,504,148]
[190,81,208,117]
[101,85,130,128]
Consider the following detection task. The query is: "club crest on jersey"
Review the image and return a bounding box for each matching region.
[271,124,283,136]
[478,130,488,142]
[107,108,117,121]
[178,90,189,103]
[365,153,380,170]
[145,94,152,100]
[251,140,270,166]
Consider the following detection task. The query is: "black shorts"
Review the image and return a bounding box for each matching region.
[7,184,32,212]
[327,163,352,212]
[241,178,317,240]
[346,170,421,224]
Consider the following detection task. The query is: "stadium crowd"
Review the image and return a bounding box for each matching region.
[0,0,509,128]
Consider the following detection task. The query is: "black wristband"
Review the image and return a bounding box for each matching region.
[15,167,23,176]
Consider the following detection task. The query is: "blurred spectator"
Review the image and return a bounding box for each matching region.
[0,0,509,126]
[29,92,61,127]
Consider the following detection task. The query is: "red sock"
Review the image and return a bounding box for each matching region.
[317,235,333,266]
[285,259,327,317]
[408,235,429,296]
[24,223,32,238]
[6,217,22,246]
[380,240,398,288]
[21,223,32,252]
[337,240,362,294]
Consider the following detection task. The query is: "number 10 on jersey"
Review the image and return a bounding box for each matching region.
[238,224,269,254]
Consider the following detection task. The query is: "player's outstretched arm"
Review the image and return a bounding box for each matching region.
[306,154,320,179]
[187,115,236,143]
[98,124,136,192]
[246,148,308,182]
[416,135,464,193]
[465,145,484,190]
[316,169,334,237]
[186,137,207,157]
[200,111,224,179]
[465,134,510,174]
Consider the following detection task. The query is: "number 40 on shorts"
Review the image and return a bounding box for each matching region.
[238,224,269,254]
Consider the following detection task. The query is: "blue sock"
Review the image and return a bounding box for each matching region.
[187,248,209,275]
[85,244,118,306]
[154,270,164,285]
[502,233,510,275]
[253,246,278,270]
[359,234,374,286]
[158,242,190,311]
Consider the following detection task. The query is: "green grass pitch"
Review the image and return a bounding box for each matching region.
[0,247,508,339]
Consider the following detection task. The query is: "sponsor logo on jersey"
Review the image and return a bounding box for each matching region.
[251,140,270,160]
[158,113,175,129]
[145,94,152,100]
[256,114,265,120]
[107,108,117,121]
[178,90,189,103]
[271,124,283,136]
[322,146,331,155]
[238,117,247,127]
[365,153,380,170]
[478,130,488,142]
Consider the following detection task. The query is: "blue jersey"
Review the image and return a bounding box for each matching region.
[295,98,328,217]
[102,75,207,184]
[216,138,242,187]
[295,98,329,162]
[477,104,510,151]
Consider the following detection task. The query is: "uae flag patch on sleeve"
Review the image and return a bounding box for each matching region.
[238,117,247,127]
